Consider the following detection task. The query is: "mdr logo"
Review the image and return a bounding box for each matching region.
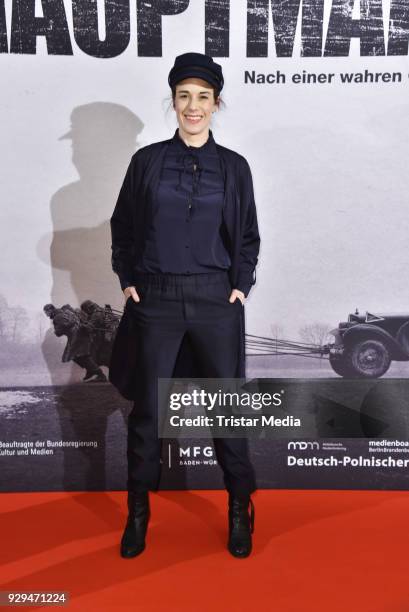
[287,441,320,452]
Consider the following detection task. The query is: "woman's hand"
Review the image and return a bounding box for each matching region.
[229,289,245,305]
[123,286,141,303]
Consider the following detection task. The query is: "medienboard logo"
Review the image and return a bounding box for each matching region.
[179,446,214,458]
[287,441,320,451]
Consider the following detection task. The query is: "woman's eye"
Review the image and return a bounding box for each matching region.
[178,95,209,99]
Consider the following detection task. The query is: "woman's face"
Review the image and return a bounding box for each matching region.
[173,77,219,137]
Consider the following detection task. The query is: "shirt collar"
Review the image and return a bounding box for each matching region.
[172,127,215,153]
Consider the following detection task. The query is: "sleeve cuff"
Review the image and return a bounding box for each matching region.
[235,270,256,298]
[118,275,134,292]
[235,284,250,299]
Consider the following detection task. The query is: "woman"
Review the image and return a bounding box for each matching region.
[109,52,260,559]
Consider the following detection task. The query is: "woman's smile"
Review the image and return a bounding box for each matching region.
[185,114,203,124]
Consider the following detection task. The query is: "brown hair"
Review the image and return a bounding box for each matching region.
[169,81,226,111]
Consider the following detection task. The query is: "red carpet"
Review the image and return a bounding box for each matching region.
[1,490,408,611]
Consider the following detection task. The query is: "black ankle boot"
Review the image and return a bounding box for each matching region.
[227,493,255,558]
[120,490,150,558]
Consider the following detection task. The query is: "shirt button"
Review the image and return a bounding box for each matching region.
[185,245,189,249]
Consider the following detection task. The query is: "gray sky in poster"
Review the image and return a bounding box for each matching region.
[0,0,408,355]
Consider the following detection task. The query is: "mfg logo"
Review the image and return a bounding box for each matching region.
[179,446,214,458]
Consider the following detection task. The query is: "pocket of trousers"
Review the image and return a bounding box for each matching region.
[224,282,243,308]
[231,297,243,308]
[125,291,143,307]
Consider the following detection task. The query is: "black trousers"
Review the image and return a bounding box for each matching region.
[125,270,257,496]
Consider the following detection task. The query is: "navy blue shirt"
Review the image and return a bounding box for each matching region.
[134,127,231,275]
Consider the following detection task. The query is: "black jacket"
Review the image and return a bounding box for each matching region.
[109,131,261,400]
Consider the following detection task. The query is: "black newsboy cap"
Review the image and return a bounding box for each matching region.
[168,52,224,92]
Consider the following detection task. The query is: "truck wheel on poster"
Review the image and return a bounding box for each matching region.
[345,339,391,379]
